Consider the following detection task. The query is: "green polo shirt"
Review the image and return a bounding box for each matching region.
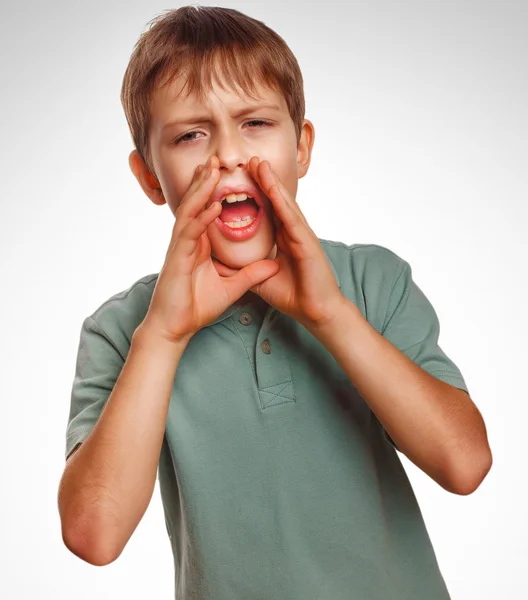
[65,239,469,600]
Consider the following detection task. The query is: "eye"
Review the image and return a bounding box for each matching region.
[246,119,272,129]
[175,131,202,144]
[174,120,273,145]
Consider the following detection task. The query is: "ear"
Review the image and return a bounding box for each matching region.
[297,119,315,179]
[128,150,165,206]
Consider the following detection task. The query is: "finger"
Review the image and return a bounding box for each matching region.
[179,159,220,221]
[250,157,295,214]
[168,160,217,254]
[185,161,210,198]
[177,167,218,224]
[221,259,280,306]
[211,257,240,277]
[251,159,304,232]
[177,200,222,259]
[190,166,220,219]
[260,160,299,211]
[175,159,210,216]
[172,164,207,230]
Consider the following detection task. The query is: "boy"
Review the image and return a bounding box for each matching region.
[58,6,492,600]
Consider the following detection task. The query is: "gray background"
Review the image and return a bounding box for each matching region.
[1,0,525,598]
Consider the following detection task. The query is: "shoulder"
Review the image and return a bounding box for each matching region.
[319,238,409,281]
[82,272,160,351]
[318,238,408,331]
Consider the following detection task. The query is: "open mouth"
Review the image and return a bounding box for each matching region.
[219,196,259,228]
[214,196,264,241]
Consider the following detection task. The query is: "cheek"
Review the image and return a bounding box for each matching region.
[159,169,197,210]
[262,147,296,181]
[276,161,299,199]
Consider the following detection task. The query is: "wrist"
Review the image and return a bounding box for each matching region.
[133,319,193,349]
[304,294,353,332]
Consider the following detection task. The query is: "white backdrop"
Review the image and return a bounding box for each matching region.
[1,0,525,598]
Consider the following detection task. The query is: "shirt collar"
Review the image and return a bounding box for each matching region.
[205,241,341,327]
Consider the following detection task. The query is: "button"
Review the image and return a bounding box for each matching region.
[261,338,271,354]
[239,312,252,325]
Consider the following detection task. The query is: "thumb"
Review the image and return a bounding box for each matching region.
[223,259,279,302]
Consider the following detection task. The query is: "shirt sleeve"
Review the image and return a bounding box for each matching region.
[377,258,470,450]
[65,316,126,461]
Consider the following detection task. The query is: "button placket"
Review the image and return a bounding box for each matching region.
[256,315,295,409]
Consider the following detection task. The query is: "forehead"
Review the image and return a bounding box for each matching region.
[150,69,288,121]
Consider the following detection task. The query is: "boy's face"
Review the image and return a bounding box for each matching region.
[129,70,314,271]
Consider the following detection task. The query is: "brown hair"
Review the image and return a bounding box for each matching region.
[120,5,306,176]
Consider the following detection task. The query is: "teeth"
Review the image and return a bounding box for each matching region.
[224,216,256,228]
[223,193,253,204]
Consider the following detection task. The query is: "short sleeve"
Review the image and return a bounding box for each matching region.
[65,316,126,460]
[378,259,470,449]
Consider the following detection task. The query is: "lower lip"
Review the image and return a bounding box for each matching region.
[213,204,264,241]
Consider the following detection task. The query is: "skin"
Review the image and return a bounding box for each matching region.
[129,70,315,282]
[126,70,493,499]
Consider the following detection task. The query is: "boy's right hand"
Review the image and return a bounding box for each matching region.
[140,156,279,344]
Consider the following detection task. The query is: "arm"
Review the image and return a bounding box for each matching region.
[58,324,189,565]
[306,298,492,495]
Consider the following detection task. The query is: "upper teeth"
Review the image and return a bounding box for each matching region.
[222,193,253,204]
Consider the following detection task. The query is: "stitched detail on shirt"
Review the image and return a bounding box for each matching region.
[90,274,159,318]
[428,370,465,379]
[86,316,126,362]
[259,380,295,408]
[381,259,408,335]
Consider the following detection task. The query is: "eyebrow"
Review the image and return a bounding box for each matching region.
[163,103,282,130]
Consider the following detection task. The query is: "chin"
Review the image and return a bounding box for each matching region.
[211,238,276,269]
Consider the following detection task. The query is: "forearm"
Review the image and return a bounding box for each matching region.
[306,297,491,495]
[58,324,189,564]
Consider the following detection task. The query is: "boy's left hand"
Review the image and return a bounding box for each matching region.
[218,156,346,329]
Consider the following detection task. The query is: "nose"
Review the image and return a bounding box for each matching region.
[213,125,249,173]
